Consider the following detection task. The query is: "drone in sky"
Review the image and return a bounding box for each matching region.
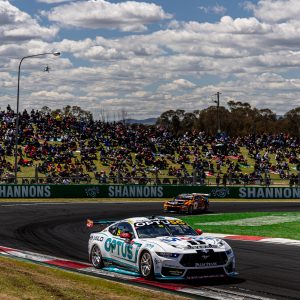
[43,65,51,72]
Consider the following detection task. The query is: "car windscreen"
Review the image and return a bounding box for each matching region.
[135,223,170,238]
[176,197,192,201]
[167,224,197,236]
[134,219,197,238]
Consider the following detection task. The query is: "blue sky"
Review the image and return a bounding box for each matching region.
[1,0,300,120]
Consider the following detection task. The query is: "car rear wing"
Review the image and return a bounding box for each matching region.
[86,219,116,228]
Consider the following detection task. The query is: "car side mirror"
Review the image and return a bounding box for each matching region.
[120,232,132,240]
[195,229,203,235]
[86,219,94,228]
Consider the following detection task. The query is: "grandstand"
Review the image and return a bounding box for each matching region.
[1,106,299,186]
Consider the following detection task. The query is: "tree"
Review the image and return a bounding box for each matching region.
[284,107,300,137]
[227,100,257,135]
[255,108,277,134]
[156,104,300,137]
[40,106,52,115]
[40,105,93,121]
[181,112,197,132]
[156,110,176,129]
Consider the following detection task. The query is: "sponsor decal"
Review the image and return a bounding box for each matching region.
[108,185,163,198]
[168,270,184,275]
[91,236,104,242]
[195,262,217,267]
[211,187,230,198]
[187,244,218,249]
[0,185,51,198]
[135,219,186,227]
[85,186,100,198]
[145,243,155,249]
[104,237,134,260]
[186,274,224,279]
[161,237,183,243]
[239,187,300,199]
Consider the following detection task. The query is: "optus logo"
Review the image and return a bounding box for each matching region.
[104,238,133,260]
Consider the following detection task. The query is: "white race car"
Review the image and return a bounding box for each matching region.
[87,216,237,280]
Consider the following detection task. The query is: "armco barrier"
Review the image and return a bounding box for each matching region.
[0,184,300,199]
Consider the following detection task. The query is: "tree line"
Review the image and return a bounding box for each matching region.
[156,101,300,137]
[38,102,300,137]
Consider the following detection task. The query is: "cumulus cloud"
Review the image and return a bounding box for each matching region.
[199,3,227,15]
[42,0,172,32]
[3,0,300,118]
[37,0,75,3]
[158,79,196,92]
[246,0,300,23]
[0,1,58,43]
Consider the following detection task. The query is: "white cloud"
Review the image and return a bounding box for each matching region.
[3,0,300,118]
[158,79,196,92]
[0,1,58,43]
[199,3,227,15]
[37,0,75,3]
[248,0,300,23]
[43,0,172,32]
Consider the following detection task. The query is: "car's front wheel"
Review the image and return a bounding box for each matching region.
[90,245,104,269]
[139,251,154,279]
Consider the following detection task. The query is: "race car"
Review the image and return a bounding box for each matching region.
[163,193,209,214]
[87,216,236,280]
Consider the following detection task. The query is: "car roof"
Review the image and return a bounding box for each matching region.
[177,194,193,198]
[177,193,209,197]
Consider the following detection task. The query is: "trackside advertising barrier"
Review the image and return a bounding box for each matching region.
[0,185,300,199]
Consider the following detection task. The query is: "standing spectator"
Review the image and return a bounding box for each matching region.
[222,173,227,186]
[216,173,221,186]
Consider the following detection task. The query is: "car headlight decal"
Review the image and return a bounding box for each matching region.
[156,252,180,258]
[226,249,233,256]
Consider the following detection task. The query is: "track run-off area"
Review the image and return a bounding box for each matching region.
[0,200,299,300]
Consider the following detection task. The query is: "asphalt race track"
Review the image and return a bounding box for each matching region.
[0,201,299,299]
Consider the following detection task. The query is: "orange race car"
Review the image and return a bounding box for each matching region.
[163,193,209,214]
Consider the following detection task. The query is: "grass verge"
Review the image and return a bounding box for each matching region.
[181,212,300,240]
[0,256,188,300]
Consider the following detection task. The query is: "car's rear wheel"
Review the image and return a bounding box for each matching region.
[139,251,154,279]
[188,205,194,214]
[203,203,209,212]
[90,245,104,269]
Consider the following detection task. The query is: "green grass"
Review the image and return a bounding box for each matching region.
[181,212,300,240]
[0,256,187,300]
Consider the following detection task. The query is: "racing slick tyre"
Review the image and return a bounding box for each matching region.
[203,203,209,212]
[187,205,194,215]
[139,251,154,279]
[90,245,104,269]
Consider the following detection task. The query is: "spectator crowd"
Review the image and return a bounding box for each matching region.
[0,105,300,186]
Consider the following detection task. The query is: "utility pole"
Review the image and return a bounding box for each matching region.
[214,92,221,133]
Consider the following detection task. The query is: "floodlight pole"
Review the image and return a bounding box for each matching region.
[14,52,60,184]
[214,91,221,133]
